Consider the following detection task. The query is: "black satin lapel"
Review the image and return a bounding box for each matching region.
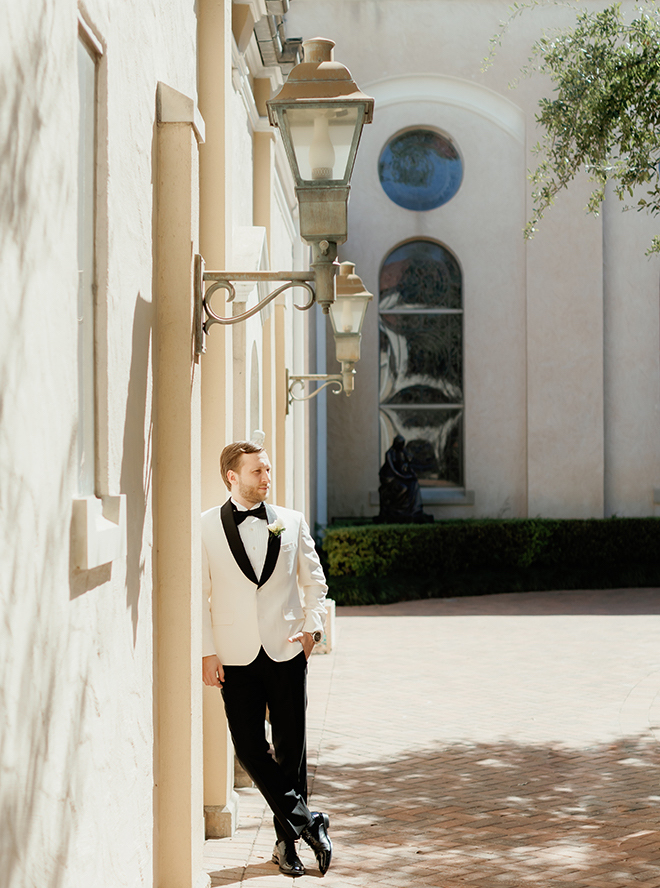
[220,500,259,585]
[258,504,281,588]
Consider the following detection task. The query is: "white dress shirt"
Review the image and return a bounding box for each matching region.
[231,497,269,578]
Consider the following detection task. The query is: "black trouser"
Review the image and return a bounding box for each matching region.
[221,647,312,841]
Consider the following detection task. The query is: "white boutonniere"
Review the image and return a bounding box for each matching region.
[267,519,285,537]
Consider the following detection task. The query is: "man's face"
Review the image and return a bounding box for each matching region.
[228,451,271,507]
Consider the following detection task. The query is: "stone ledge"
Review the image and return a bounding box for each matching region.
[368,488,475,507]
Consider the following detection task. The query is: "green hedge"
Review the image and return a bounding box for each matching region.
[322,518,660,606]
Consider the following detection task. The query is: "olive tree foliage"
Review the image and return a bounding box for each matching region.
[489,1,660,252]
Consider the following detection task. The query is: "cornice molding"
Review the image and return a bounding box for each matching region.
[365,74,525,144]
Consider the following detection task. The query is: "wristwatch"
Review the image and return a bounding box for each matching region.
[310,630,323,644]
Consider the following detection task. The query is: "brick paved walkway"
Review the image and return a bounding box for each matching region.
[204,588,660,887]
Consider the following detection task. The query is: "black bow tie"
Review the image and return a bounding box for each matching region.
[232,502,267,525]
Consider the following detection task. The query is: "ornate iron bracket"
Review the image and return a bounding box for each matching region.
[194,254,316,356]
[285,369,345,414]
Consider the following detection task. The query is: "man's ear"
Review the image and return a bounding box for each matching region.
[226,470,237,488]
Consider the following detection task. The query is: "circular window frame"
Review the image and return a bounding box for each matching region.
[377,126,464,212]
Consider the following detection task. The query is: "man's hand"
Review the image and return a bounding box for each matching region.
[202,654,224,687]
[288,631,315,660]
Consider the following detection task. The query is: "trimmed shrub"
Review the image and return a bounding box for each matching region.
[322,518,660,606]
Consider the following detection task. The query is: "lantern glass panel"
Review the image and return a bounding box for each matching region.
[330,295,369,335]
[283,106,360,182]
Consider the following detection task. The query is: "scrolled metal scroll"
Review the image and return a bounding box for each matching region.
[286,371,344,413]
[193,254,318,356]
[204,280,315,330]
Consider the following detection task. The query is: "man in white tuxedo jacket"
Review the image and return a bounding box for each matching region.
[202,441,331,877]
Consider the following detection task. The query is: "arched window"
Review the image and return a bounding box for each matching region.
[379,240,463,487]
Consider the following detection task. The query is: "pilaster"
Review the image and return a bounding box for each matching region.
[155,81,209,888]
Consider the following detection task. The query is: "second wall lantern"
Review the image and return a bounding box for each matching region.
[287,261,373,407]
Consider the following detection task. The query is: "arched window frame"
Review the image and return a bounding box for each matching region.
[378,238,464,489]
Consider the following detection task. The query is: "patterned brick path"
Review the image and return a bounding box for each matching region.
[204,588,660,887]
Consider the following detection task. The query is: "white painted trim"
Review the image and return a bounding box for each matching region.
[273,136,297,216]
[232,41,284,132]
[365,74,525,144]
[77,9,104,56]
[244,33,284,90]
[232,43,261,130]
[273,168,298,244]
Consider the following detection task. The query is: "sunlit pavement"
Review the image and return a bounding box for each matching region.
[204,588,660,887]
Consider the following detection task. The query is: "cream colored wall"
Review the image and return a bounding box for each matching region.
[198,0,316,837]
[0,1,198,887]
[603,186,660,516]
[323,77,528,520]
[526,180,605,518]
[287,0,660,520]
[1,0,325,881]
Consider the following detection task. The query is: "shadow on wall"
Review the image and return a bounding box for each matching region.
[0,0,68,267]
[120,293,154,645]
[1,442,89,888]
[69,295,154,612]
[0,7,90,883]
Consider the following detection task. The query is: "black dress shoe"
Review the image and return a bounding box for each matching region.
[272,839,305,877]
[301,811,332,875]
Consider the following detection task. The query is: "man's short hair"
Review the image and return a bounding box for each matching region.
[220,441,264,491]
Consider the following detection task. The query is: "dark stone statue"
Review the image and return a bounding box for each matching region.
[377,435,433,524]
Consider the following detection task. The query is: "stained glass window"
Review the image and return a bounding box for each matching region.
[378,129,463,211]
[379,241,464,487]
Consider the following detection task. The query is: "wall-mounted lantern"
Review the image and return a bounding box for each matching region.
[287,261,373,410]
[266,37,374,309]
[194,37,375,403]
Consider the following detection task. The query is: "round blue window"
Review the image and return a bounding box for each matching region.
[378,129,463,211]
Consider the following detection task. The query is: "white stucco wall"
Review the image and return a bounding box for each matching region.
[323,75,528,519]
[286,0,660,520]
[603,186,660,516]
[0,1,197,886]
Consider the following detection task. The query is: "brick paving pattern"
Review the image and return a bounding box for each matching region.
[204,588,660,887]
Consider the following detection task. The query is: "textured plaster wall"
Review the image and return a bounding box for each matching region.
[286,0,660,520]
[0,1,196,886]
[603,186,660,516]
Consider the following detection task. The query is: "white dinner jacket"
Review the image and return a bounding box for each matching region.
[202,501,327,665]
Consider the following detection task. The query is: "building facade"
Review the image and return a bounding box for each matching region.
[2,2,660,887]
[1,2,324,886]
[287,0,660,522]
